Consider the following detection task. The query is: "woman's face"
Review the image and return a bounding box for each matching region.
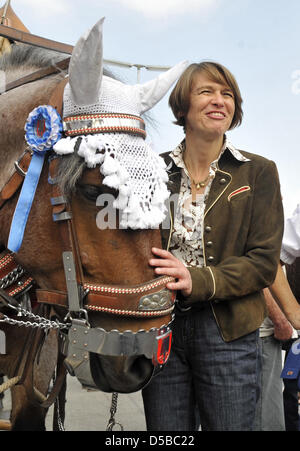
[185,71,235,139]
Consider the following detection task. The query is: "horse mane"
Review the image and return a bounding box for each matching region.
[0,43,68,82]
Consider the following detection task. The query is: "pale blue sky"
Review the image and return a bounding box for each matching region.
[6,0,300,216]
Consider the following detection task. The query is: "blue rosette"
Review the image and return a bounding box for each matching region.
[24,105,63,153]
[8,106,63,253]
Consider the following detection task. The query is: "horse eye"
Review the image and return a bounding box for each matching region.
[78,184,102,202]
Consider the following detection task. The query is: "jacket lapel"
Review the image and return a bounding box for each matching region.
[204,149,244,215]
[204,170,232,216]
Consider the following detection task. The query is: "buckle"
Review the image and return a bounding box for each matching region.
[14,148,33,177]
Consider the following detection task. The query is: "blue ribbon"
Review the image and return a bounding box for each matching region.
[7,152,46,253]
[7,105,62,253]
[281,338,300,389]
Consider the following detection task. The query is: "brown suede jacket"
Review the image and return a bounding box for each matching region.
[160,146,284,342]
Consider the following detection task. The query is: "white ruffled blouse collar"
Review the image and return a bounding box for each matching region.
[169,135,250,171]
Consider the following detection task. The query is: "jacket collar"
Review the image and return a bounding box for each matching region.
[169,135,250,171]
[162,137,251,223]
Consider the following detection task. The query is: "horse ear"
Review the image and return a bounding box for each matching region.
[137,60,189,114]
[68,18,104,106]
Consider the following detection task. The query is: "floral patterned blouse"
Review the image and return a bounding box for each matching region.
[169,137,250,268]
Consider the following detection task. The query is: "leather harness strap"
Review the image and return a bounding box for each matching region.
[0,249,33,301]
[44,74,68,116]
[0,150,32,209]
[0,23,73,55]
[4,58,70,94]
[48,156,85,290]
[36,275,175,318]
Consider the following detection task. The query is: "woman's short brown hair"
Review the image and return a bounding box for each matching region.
[169,61,243,130]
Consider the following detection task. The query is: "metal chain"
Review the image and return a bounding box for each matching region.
[106,393,124,431]
[0,308,70,331]
[0,270,70,331]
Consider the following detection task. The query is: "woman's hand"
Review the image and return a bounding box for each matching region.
[269,263,300,331]
[149,247,192,297]
[273,322,294,342]
[263,287,295,341]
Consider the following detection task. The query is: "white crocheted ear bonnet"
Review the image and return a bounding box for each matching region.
[53,18,188,229]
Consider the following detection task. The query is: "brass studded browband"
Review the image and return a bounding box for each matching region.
[63,113,146,138]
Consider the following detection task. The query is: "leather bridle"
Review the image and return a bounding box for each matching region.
[1,73,176,315]
[0,40,176,388]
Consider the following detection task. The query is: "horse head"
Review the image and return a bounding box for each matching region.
[0,19,187,393]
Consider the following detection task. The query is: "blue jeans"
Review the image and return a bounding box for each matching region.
[142,304,261,431]
[254,335,285,431]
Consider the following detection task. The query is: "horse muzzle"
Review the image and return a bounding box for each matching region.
[62,316,173,393]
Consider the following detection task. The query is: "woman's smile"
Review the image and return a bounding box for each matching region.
[185,72,235,137]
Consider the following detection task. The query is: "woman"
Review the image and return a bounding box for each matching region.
[142,62,284,431]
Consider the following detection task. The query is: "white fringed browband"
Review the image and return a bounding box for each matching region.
[54,131,170,230]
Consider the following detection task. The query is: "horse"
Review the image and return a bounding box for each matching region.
[0,24,182,429]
